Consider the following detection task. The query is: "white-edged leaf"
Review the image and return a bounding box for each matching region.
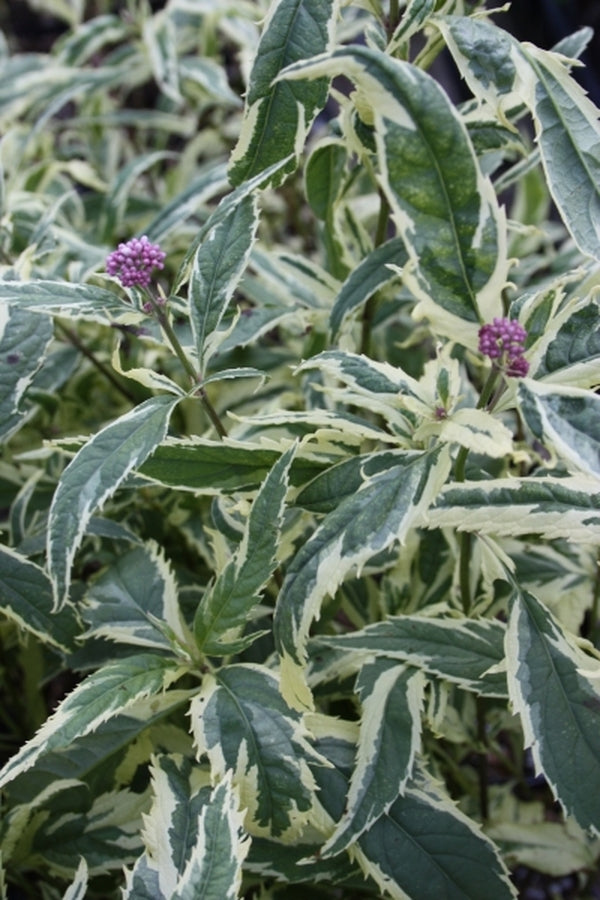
[532,297,600,388]
[274,447,451,710]
[190,664,320,838]
[83,540,191,654]
[194,445,295,654]
[0,304,53,440]
[329,238,408,337]
[317,615,507,697]
[172,773,250,900]
[144,161,230,244]
[62,857,88,900]
[0,280,129,321]
[279,45,507,341]
[0,654,185,790]
[323,661,425,856]
[425,474,600,542]
[0,545,80,652]
[228,0,338,187]
[48,393,180,608]
[190,195,258,373]
[518,380,600,479]
[506,589,600,835]
[438,15,600,260]
[312,732,516,900]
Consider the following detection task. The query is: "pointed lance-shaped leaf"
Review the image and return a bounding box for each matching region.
[194,445,295,655]
[83,540,190,654]
[190,195,258,375]
[0,545,80,653]
[506,589,600,835]
[0,304,52,441]
[329,239,408,338]
[48,393,180,609]
[228,0,338,188]
[0,654,186,791]
[518,380,600,480]
[137,756,249,900]
[424,475,600,543]
[278,45,508,342]
[62,857,88,900]
[317,615,507,697]
[312,729,517,900]
[190,664,320,838]
[274,447,451,710]
[322,661,425,857]
[437,15,600,260]
[172,773,250,900]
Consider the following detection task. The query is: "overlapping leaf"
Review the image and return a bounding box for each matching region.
[279,45,507,341]
[0,304,52,441]
[506,589,600,835]
[274,447,451,709]
[48,394,180,608]
[0,545,79,653]
[312,730,516,900]
[194,445,295,655]
[425,475,600,542]
[123,758,249,900]
[438,15,600,260]
[518,380,600,480]
[228,0,337,187]
[323,662,425,856]
[190,664,320,838]
[83,540,190,654]
[317,615,507,697]
[0,655,186,790]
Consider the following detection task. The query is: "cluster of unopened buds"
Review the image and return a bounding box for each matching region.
[478,317,529,377]
[106,235,166,288]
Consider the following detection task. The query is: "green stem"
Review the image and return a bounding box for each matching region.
[476,697,489,822]
[386,0,401,41]
[361,189,391,356]
[54,320,137,404]
[590,552,600,648]
[148,295,228,439]
[455,366,501,616]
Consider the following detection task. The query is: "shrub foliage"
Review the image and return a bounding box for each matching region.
[0,0,599,897]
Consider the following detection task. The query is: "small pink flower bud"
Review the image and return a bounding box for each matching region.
[106,235,166,288]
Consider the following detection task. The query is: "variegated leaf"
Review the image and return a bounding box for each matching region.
[172,774,250,900]
[0,655,186,790]
[531,298,600,388]
[0,304,53,440]
[518,380,600,480]
[274,448,451,709]
[175,156,294,289]
[279,46,507,342]
[329,238,408,337]
[62,857,88,900]
[4,692,193,806]
[228,0,337,187]
[33,786,146,875]
[312,730,516,899]
[506,589,600,835]
[190,195,258,374]
[0,545,79,653]
[425,475,600,543]
[246,836,361,885]
[83,541,191,655]
[317,615,507,697]
[48,394,180,608]
[144,161,230,244]
[323,661,425,856]
[0,280,131,322]
[437,15,600,260]
[194,445,295,655]
[190,664,319,838]
[133,756,249,900]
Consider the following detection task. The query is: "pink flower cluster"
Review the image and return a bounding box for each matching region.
[106,236,166,288]
[478,317,529,377]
